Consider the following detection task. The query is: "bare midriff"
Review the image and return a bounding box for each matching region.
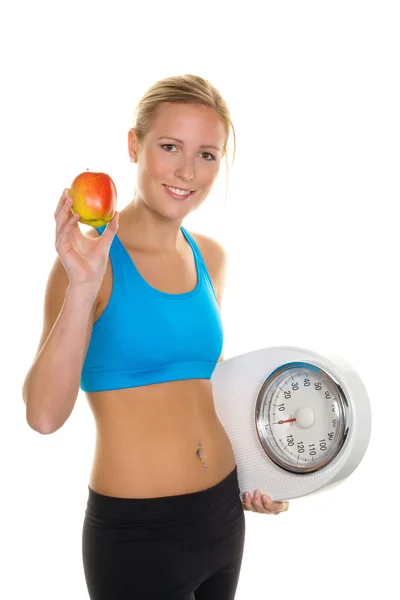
[85,377,236,499]
[84,221,235,499]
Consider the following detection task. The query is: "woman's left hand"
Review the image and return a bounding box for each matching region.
[242,490,289,514]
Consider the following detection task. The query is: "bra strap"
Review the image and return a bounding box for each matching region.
[180,226,217,300]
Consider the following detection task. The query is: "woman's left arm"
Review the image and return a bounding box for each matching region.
[213,240,228,362]
[215,247,227,363]
[206,237,290,515]
[201,235,227,363]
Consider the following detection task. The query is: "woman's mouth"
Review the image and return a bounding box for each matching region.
[163,184,195,200]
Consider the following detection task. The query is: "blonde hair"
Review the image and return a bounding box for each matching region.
[132,74,236,208]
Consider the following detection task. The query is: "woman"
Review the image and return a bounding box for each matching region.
[22,74,289,599]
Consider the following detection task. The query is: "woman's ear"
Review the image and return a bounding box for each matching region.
[128,128,139,162]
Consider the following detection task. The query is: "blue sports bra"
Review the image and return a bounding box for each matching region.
[80,225,224,392]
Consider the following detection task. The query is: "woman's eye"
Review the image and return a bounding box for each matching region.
[161,145,215,161]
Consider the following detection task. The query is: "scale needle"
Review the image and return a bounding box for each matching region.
[273,418,297,424]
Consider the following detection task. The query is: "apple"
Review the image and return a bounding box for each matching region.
[68,171,117,227]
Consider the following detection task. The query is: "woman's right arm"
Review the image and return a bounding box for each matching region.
[22,188,119,434]
[22,261,101,434]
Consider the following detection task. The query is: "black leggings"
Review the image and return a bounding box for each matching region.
[82,465,246,599]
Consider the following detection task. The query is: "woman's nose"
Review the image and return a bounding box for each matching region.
[175,156,195,182]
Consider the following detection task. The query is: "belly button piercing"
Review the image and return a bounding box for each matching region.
[196,441,208,472]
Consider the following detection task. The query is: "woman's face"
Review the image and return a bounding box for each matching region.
[128,102,227,218]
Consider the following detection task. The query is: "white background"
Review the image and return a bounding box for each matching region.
[1,1,399,598]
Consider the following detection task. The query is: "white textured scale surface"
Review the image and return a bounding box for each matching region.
[211,346,371,501]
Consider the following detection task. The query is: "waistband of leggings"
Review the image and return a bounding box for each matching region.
[86,465,240,520]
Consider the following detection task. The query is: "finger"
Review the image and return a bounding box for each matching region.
[272,504,288,515]
[55,196,74,238]
[99,211,119,246]
[242,492,253,512]
[251,491,263,513]
[55,211,81,247]
[55,196,73,239]
[262,495,289,514]
[54,188,70,220]
[273,500,289,513]
[107,211,119,231]
[252,491,273,514]
[260,494,279,514]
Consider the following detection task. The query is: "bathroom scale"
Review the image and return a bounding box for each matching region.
[211,346,371,502]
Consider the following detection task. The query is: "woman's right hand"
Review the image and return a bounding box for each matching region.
[55,188,119,288]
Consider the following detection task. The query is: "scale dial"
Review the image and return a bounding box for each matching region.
[255,361,350,474]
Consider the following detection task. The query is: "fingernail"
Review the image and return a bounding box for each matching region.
[254,490,259,499]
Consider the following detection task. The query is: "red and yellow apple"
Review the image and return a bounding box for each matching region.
[68,171,117,227]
